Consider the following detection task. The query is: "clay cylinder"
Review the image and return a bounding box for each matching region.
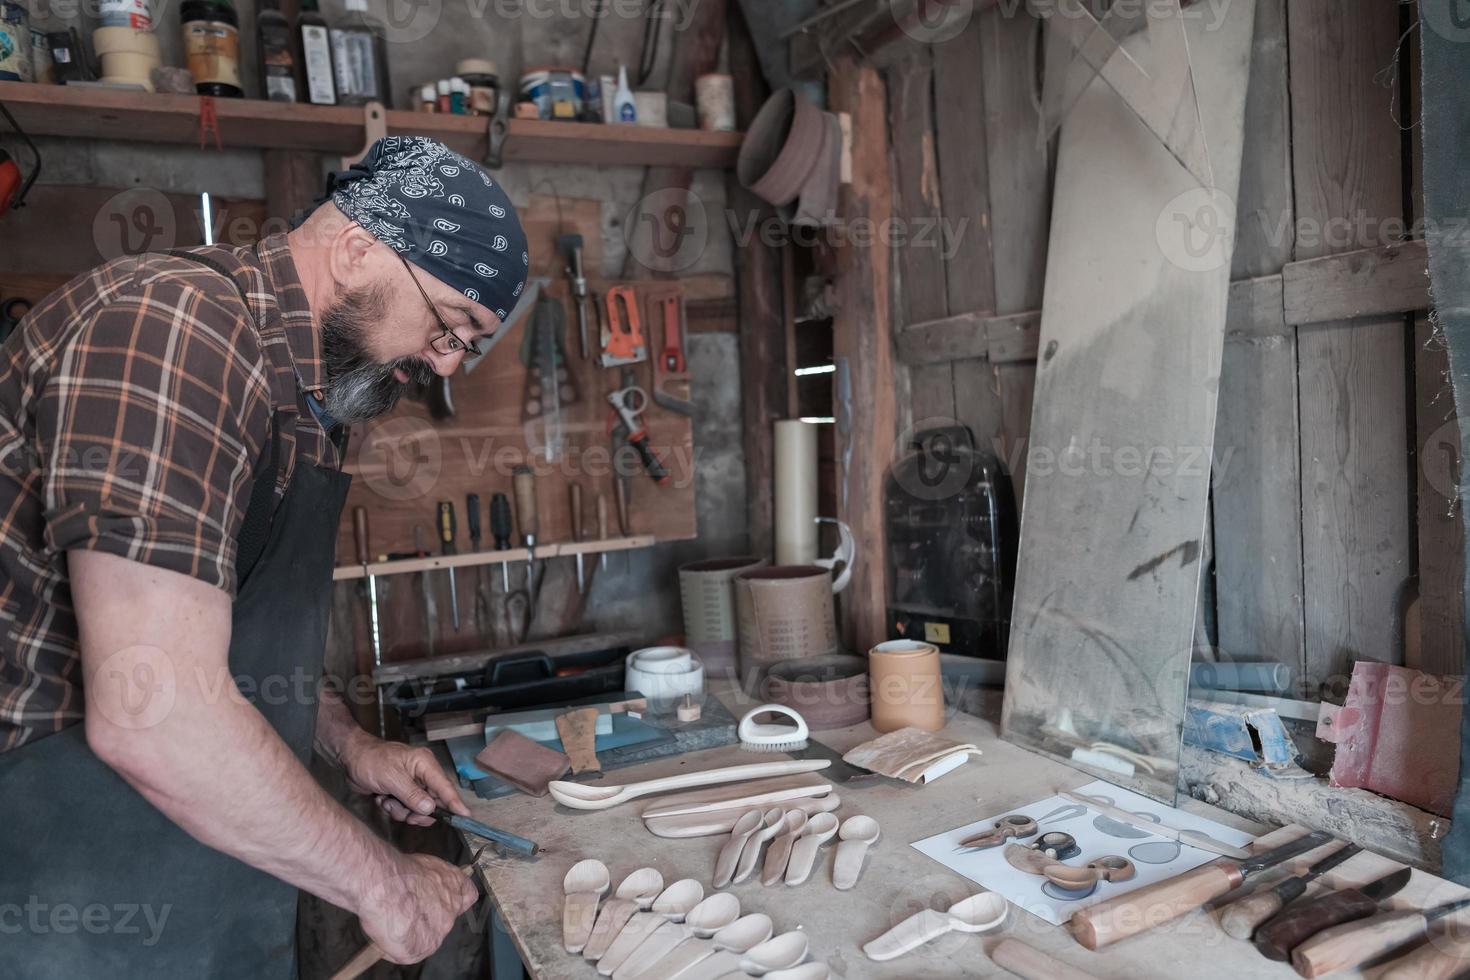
[678,555,767,678]
[868,639,945,732]
[734,565,839,683]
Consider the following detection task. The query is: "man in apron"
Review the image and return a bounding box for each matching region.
[0,137,529,977]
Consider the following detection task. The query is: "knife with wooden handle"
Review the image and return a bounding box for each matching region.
[1252,867,1411,961]
[1217,843,1361,939]
[1069,831,1332,950]
[1292,898,1470,977]
[1377,933,1470,980]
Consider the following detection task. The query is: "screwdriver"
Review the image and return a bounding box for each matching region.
[466,493,488,637]
[437,500,460,632]
[489,492,513,591]
[513,465,538,605]
[596,492,609,572]
[569,483,585,594]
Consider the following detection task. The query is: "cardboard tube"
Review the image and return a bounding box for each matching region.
[774,420,818,565]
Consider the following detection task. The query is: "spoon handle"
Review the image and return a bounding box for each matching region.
[733,831,770,883]
[584,899,640,961]
[832,839,872,890]
[713,831,751,888]
[784,835,825,886]
[762,831,800,886]
[608,761,831,805]
[862,909,954,961]
[613,920,689,980]
[636,937,713,980]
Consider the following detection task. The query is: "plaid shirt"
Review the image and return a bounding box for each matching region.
[0,234,337,751]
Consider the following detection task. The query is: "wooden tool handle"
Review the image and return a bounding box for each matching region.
[990,938,1102,980]
[1218,888,1286,939]
[597,494,609,542]
[328,941,383,980]
[512,465,537,538]
[1291,909,1428,977]
[1251,889,1379,961]
[1378,935,1470,980]
[1069,860,1243,949]
[352,506,370,565]
[570,483,584,539]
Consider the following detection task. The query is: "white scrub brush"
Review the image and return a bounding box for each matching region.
[738,704,810,753]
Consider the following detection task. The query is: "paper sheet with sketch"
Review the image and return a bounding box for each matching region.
[910,779,1254,925]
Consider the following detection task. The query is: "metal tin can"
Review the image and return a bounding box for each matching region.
[519,66,584,120]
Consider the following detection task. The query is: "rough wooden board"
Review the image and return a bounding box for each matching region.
[1282,240,1431,325]
[1288,0,1411,689]
[894,310,1042,366]
[933,17,998,320]
[953,358,1005,464]
[996,363,1037,509]
[1231,0,1294,281]
[830,58,896,655]
[1001,0,1257,804]
[1415,314,1466,677]
[1213,276,1306,683]
[911,363,958,424]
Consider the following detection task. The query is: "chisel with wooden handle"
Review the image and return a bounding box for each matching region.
[1217,843,1361,939]
[1069,830,1332,950]
[1252,867,1412,961]
[1377,932,1470,980]
[1292,896,1470,977]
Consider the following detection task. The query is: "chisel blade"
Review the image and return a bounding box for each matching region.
[1241,830,1335,877]
[1361,867,1412,903]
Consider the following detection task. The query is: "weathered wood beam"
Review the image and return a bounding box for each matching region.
[830,56,895,654]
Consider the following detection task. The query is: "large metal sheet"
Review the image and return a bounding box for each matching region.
[1000,0,1257,803]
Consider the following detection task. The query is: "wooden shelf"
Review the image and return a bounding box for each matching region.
[332,534,656,581]
[0,81,743,168]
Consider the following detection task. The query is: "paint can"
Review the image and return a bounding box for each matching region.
[734,565,840,685]
[519,65,584,120]
[678,555,767,678]
[696,73,735,131]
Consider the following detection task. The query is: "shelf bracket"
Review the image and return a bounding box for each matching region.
[341,101,389,169]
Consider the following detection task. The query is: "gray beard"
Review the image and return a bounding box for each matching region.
[320,285,434,425]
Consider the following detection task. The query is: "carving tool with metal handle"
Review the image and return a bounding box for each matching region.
[559,233,591,360]
[1292,895,1470,977]
[328,847,486,980]
[601,284,647,366]
[490,492,513,591]
[513,465,538,606]
[352,506,386,738]
[437,500,460,632]
[608,385,668,483]
[1253,867,1413,961]
[1217,842,1361,939]
[1060,790,1250,859]
[652,292,694,416]
[433,808,538,857]
[1069,830,1334,950]
[569,482,585,593]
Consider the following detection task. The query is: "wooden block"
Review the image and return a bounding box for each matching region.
[556,707,602,774]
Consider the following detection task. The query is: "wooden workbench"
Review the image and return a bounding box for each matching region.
[458,688,1469,978]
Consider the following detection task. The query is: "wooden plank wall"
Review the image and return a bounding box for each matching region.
[888,1,1457,692]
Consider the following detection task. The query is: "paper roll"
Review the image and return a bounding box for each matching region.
[774,420,818,565]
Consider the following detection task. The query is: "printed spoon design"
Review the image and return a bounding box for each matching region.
[712,809,764,888]
[761,811,809,886]
[584,868,665,961]
[785,812,839,886]
[732,808,787,884]
[563,859,611,953]
[832,815,881,890]
[862,892,1008,961]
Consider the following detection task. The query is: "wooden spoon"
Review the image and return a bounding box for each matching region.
[585,868,665,960]
[765,963,830,980]
[761,810,809,886]
[651,878,705,921]
[740,931,810,977]
[713,808,765,888]
[563,859,611,953]
[785,812,839,886]
[613,894,740,980]
[644,794,842,839]
[548,760,830,811]
[733,808,787,884]
[638,913,774,980]
[832,815,881,890]
[862,892,1008,961]
[598,880,705,976]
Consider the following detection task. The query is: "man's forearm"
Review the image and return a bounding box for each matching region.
[315,686,375,770]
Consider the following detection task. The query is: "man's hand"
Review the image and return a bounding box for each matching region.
[340,738,470,826]
[359,852,478,965]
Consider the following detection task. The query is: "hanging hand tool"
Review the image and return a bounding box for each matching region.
[513,465,539,608]
[467,493,491,640]
[1217,842,1361,939]
[600,285,647,367]
[596,492,609,572]
[352,507,386,738]
[569,482,585,594]
[414,525,437,655]
[1292,895,1470,977]
[1252,866,1412,961]
[1069,830,1333,949]
[520,294,578,463]
[558,233,591,361]
[607,385,669,484]
[651,292,694,416]
[615,474,631,572]
[437,501,461,633]
[490,492,513,592]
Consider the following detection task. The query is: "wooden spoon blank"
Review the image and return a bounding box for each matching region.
[551,760,831,812]
[597,912,665,976]
[612,920,689,980]
[563,860,611,953]
[644,794,841,839]
[832,816,880,891]
[713,810,765,888]
[640,777,833,819]
[762,813,808,886]
[584,898,640,961]
[785,814,839,886]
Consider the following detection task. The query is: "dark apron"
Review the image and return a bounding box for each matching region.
[0,254,351,979]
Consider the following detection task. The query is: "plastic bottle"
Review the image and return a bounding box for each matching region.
[331,0,391,106]
[449,75,465,114]
[614,63,635,124]
[256,0,295,101]
[436,78,450,113]
[180,0,241,97]
[297,0,335,104]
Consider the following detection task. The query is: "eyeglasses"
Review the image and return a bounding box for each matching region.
[398,253,482,357]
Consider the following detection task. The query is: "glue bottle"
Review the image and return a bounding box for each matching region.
[614,63,635,124]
